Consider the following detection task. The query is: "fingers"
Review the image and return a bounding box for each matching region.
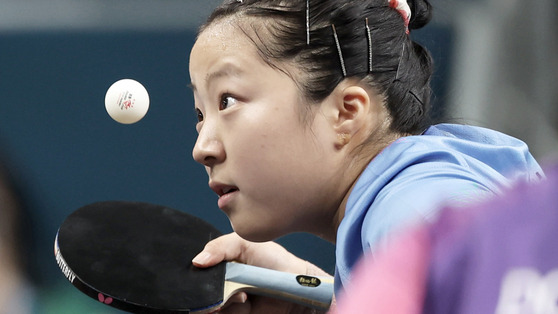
[218,301,251,314]
[219,294,299,314]
[192,232,249,267]
[227,292,248,304]
[218,292,251,314]
[192,232,320,275]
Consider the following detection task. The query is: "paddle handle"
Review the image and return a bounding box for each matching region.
[224,262,334,311]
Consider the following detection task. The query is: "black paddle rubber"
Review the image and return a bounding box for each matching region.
[55,201,225,313]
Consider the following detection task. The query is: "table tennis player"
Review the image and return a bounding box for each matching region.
[188,0,544,312]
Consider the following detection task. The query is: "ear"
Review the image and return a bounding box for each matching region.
[329,85,371,148]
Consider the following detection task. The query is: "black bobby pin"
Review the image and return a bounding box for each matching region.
[408,89,425,110]
[365,18,373,73]
[331,24,347,77]
[394,44,405,81]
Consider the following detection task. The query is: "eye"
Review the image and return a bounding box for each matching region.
[195,108,204,122]
[219,94,237,111]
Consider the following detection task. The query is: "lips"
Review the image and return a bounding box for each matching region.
[221,186,238,196]
[208,181,239,210]
[209,182,239,197]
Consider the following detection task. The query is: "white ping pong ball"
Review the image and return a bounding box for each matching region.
[104,79,150,124]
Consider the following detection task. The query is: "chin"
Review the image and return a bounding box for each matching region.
[231,221,281,243]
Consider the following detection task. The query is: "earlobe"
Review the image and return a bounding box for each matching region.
[335,132,351,149]
[333,85,371,144]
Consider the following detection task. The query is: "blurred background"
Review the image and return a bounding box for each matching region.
[0,0,556,313]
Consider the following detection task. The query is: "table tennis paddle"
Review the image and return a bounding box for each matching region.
[54,201,333,313]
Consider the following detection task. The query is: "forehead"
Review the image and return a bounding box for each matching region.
[192,15,274,63]
[191,18,298,81]
[189,16,307,102]
[190,18,262,80]
[195,17,245,50]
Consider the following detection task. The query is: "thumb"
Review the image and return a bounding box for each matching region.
[192,232,248,268]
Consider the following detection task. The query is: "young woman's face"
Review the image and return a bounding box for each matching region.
[189,19,344,241]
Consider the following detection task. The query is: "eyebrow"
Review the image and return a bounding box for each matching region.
[189,64,244,93]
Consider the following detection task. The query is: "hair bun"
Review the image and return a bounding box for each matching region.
[408,0,432,30]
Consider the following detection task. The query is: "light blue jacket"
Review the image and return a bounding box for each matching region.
[335,124,544,293]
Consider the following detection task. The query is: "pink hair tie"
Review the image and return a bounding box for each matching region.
[389,0,412,34]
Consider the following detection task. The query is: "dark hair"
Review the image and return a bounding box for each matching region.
[200,0,434,135]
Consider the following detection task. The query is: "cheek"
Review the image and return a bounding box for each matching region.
[230,107,303,159]
[232,131,280,174]
[226,101,320,183]
[236,133,319,195]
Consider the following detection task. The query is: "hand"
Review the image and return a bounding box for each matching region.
[192,232,332,314]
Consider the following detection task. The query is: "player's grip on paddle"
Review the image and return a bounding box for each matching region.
[193,232,334,313]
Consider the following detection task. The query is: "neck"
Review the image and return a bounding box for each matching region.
[312,153,369,243]
[323,131,404,243]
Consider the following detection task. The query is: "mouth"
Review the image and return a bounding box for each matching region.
[209,181,239,210]
[209,182,239,197]
[220,186,239,197]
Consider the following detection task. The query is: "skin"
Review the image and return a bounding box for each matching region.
[189,16,399,313]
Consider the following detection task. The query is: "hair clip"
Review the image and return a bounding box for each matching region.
[365,18,373,73]
[331,24,346,77]
[388,0,411,34]
[306,0,310,45]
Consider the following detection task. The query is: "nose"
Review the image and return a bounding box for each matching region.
[192,125,226,168]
